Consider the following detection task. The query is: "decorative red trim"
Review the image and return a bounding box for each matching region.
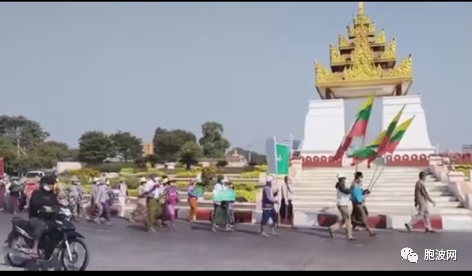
[291,155,342,168]
[410,215,442,230]
[385,154,431,167]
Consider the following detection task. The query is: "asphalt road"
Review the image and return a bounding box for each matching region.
[1,212,472,270]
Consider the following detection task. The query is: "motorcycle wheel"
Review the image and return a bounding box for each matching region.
[6,236,28,267]
[60,238,89,271]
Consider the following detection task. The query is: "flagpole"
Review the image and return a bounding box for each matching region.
[355,94,374,173]
[369,163,386,192]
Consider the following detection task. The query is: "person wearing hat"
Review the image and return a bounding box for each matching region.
[67,176,85,222]
[142,174,163,232]
[129,177,148,224]
[117,179,128,218]
[329,173,355,240]
[162,178,179,228]
[211,175,231,232]
[260,175,279,237]
[187,178,200,221]
[94,178,112,225]
[350,171,376,237]
[87,177,100,220]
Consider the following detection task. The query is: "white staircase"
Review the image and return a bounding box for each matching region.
[292,167,471,215]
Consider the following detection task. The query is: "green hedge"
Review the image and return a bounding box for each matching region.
[240,171,261,179]
[84,162,264,174]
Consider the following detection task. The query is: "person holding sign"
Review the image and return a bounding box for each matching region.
[224,181,236,228]
[187,178,201,221]
[260,176,279,237]
[211,176,231,232]
[143,174,163,233]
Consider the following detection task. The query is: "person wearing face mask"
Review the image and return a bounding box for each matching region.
[350,171,376,237]
[329,173,355,240]
[28,176,61,258]
[260,176,279,237]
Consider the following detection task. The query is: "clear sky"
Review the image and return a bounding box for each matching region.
[0,2,470,152]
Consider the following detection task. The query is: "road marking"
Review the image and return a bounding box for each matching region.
[293,246,318,270]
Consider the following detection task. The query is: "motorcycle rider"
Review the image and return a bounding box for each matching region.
[28,176,61,258]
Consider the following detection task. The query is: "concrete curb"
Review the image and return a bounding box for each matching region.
[120,205,472,231]
[250,210,472,231]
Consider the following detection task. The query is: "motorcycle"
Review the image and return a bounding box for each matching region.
[3,206,89,271]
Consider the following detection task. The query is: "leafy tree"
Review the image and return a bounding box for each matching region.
[0,115,49,151]
[198,121,230,158]
[77,131,113,164]
[179,141,203,170]
[109,131,143,162]
[153,127,196,162]
[201,165,218,187]
[134,156,146,168]
[32,141,77,168]
[216,160,228,168]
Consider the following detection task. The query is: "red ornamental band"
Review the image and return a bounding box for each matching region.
[291,154,441,168]
[385,154,431,167]
[290,155,342,168]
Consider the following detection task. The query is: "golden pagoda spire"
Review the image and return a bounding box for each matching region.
[358,2,365,15]
[315,1,413,87]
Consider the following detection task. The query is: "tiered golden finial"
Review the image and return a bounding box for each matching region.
[358,2,364,14]
[316,2,412,85]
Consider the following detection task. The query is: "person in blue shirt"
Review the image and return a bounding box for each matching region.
[350,172,376,237]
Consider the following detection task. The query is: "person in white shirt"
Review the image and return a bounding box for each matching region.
[117,180,128,218]
[211,176,231,232]
[142,174,163,233]
[280,176,294,228]
[328,173,355,240]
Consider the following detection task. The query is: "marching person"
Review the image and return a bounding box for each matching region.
[351,172,376,237]
[94,178,111,225]
[163,178,179,228]
[329,173,355,240]
[117,179,128,218]
[224,180,236,229]
[211,175,231,232]
[260,176,279,237]
[86,177,101,221]
[405,172,436,233]
[129,177,148,224]
[8,178,22,214]
[280,176,294,228]
[143,174,163,233]
[187,178,199,221]
[67,176,85,222]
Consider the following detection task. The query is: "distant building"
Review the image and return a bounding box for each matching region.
[143,142,154,156]
[225,149,248,167]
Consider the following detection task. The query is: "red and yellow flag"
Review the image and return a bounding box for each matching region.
[333,94,375,161]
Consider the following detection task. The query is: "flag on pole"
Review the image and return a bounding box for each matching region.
[350,130,386,166]
[333,94,375,161]
[384,116,415,153]
[366,105,405,167]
